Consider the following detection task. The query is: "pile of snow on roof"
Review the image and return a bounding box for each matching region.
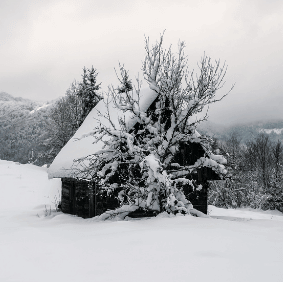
[48,87,158,179]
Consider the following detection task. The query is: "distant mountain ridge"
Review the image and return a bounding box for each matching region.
[0,92,33,102]
[198,119,283,144]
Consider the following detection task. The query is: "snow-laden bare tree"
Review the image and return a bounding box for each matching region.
[75,34,232,218]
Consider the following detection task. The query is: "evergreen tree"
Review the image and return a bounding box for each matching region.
[46,68,101,164]
[116,64,133,94]
[78,66,101,125]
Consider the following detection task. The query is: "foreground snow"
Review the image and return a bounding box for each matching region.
[0,160,283,282]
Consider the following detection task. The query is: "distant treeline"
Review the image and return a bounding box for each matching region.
[209,131,283,211]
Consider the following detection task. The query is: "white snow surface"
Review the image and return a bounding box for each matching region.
[259,128,283,134]
[48,87,158,179]
[1,159,283,282]
[30,103,51,114]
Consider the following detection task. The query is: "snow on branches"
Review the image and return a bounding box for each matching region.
[74,34,231,218]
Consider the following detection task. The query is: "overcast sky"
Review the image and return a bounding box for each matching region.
[1,0,282,125]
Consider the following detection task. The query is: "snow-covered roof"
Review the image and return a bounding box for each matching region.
[48,87,158,179]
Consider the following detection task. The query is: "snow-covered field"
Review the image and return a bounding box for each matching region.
[1,160,283,282]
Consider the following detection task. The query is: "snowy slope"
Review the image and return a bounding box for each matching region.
[29,103,52,114]
[1,160,283,282]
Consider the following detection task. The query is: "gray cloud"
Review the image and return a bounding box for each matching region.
[0,0,282,125]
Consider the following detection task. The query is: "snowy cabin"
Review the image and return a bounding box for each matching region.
[48,87,222,218]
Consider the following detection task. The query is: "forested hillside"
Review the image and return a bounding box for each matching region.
[0,92,55,164]
[0,66,101,165]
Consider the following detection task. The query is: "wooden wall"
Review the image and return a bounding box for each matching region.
[61,178,119,218]
[61,178,89,217]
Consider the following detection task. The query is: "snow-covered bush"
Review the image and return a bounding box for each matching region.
[208,179,266,209]
[208,178,283,211]
[75,34,231,217]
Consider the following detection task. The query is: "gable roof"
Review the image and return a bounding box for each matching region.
[48,87,158,179]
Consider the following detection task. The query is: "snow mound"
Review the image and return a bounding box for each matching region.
[208,205,283,221]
